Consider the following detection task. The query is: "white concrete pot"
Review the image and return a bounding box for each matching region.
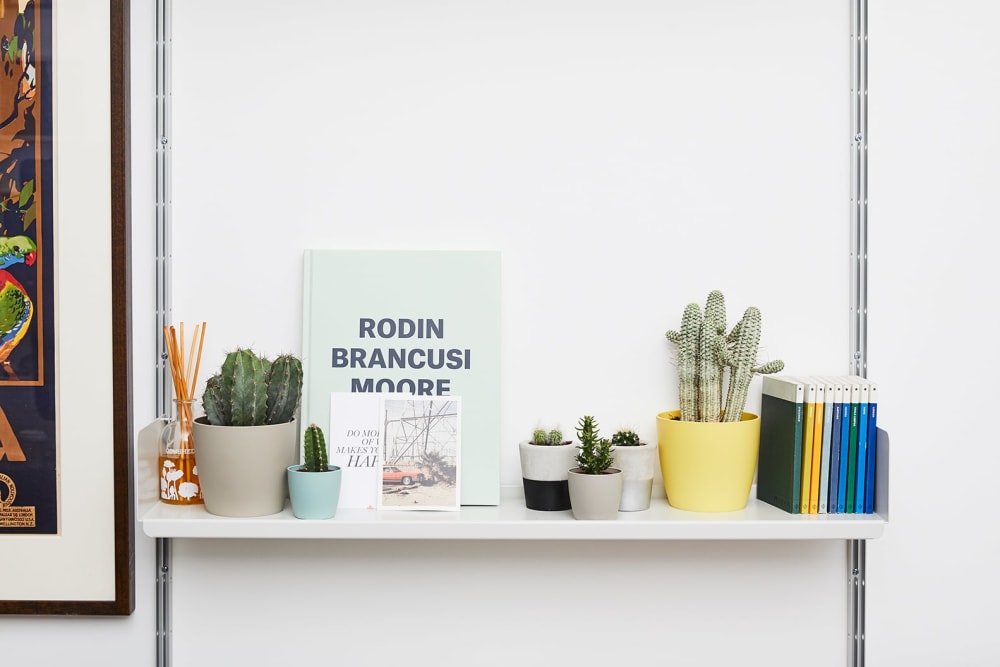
[518,440,578,511]
[611,442,658,511]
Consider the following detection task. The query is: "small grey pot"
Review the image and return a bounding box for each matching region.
[566,468,623,520]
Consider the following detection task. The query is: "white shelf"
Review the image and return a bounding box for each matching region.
[140,485,885,541]
[138,423,889,542]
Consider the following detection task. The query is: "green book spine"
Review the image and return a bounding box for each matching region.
[757,376,804,514]
[845,394,860,514]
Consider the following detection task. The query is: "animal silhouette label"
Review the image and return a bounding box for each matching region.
[159,402,203,505]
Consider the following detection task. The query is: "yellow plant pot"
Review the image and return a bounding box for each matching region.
[656,410,760,512]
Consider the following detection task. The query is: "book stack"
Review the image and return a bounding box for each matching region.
[756,375,879,515]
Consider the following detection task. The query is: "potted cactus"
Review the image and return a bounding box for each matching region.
[609,427,658,512]
[191,348,303,517]
[658,290,784,512]
[287,423,342,520]
[518,425,577,511]
[566,416,622,520]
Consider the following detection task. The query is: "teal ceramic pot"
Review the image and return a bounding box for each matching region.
[286,465,342,519]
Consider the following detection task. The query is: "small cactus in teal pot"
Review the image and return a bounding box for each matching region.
[201,348,303,426]
[302,423,329,472]
[665,290,784,423]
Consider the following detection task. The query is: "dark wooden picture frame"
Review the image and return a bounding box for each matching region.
[0,0,133,616]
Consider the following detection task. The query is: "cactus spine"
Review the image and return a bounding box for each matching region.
[665,291,784,423]
[303,423,329,472]
[202,348,303,426]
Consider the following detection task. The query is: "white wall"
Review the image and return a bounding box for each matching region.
[168,3,853,666]
[866,1,1000,663]
[5,1,998,665]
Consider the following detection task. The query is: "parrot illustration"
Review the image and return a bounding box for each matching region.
[0,234,37,381]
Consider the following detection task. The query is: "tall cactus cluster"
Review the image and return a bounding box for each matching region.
[302,423,329,472]
[202,348,303,426]
[665,290,784,423]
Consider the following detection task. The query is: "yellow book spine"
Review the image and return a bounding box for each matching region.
[808,399,825,514]
[799,393,816,513]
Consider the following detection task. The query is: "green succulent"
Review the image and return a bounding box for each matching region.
[574,415,615,475]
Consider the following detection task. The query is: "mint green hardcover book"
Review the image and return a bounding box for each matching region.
[301,250,502,506]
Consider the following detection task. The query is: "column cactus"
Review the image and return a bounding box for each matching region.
[666,302,703,422]
[303,423,329,472]
[665,291,784,422]
[202,348,303,426]
[266,354,304,425]
[719,307,785,422]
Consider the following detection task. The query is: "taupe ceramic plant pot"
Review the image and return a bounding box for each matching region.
[192,418,297,517]
[566,468,623,520]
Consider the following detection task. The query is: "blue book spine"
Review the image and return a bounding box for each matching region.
[864,399,878,514]
[836,399,851,513]
[854,400,870,513]
[829,402,843,514]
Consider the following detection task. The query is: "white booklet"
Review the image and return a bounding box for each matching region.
[377,396,461,511]
[327,392,386,509]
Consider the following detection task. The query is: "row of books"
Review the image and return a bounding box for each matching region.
[757,375,878,515]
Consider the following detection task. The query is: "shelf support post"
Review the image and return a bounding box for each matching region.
[156,538,172,666]
[850,0,868,378]
[155,1,174,666]
[849,539,867,666]
[849,0,869,664]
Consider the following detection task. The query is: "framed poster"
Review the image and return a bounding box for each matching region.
[0,0,133,615]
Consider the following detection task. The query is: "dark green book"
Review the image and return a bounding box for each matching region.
[845,380,861,514]
[757,376,805,513]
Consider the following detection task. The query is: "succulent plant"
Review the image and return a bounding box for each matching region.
[574,415,615,475]
[202,348,303,426]
[302,423,329,472]
[610,428,642,447]
[665,290,784,423]
[530,427,566,446]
